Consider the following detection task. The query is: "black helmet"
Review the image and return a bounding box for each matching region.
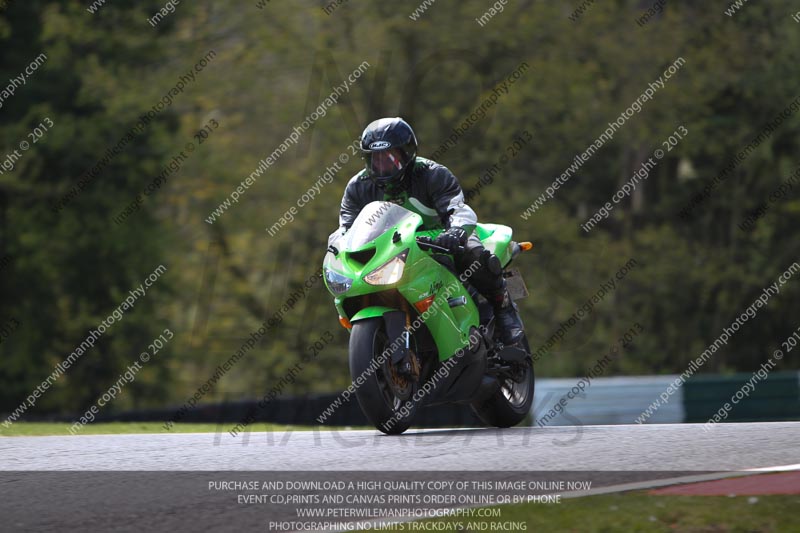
[360,117,418,190]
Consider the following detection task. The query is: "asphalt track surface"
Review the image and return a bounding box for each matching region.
[1,422,798,532]
[3,422,798,471]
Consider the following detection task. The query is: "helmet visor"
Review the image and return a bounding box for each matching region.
[366,148,405,179]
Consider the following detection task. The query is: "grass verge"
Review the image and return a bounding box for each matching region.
[367,491,800,532]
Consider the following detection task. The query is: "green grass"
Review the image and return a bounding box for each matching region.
[369,492,800,532]
[0,422,359,437]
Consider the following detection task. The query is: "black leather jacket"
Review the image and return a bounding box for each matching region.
[334,157,478,239]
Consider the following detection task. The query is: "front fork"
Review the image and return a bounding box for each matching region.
[385,301,419,379]
[343,299,425,380]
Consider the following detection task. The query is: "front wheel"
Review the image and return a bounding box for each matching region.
[470,335,535,427]
[349,318,418,435]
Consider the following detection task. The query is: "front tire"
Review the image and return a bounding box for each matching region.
[349,318,417,435]
[470,334,535,427]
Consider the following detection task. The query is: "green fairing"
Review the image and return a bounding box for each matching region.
[324,201,514,361]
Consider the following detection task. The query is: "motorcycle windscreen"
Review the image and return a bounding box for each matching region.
[343,201,416,249]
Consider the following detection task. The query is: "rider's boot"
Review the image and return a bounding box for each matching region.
[490,283,524,345]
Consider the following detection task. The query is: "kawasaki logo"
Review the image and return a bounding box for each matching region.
[429,280,444,295]
[369,141,391,150]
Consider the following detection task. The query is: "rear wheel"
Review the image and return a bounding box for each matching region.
[470,334,535,427]
[349,318,418,434]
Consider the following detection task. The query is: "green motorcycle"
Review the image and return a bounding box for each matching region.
[324,201,535,434]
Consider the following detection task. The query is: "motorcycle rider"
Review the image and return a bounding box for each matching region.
[330,117,524,346]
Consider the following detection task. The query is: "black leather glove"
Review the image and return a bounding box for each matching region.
[434,226,468,252]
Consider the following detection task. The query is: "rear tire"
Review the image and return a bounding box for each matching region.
[470,334,535,427]
[349,318,417,435]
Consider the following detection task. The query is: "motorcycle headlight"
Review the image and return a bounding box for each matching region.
[324,268,353,295]
[364,249,408,286]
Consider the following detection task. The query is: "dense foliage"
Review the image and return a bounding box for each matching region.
[1,0,798,415]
